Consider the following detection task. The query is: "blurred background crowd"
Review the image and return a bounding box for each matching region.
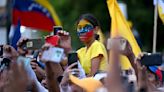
[0,0,164,92]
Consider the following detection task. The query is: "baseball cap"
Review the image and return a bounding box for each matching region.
[69,74,103,92]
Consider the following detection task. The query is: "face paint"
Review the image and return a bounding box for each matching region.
[77,19,95,42]
[77,24,94,36]
[77,19,92,31]
[78,30,94,42]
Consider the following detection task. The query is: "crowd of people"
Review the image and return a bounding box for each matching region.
[0,13,164,92]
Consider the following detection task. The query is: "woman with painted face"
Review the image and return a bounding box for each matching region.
[58,13,108,77]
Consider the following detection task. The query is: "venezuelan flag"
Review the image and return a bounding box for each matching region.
[12,0,61,32]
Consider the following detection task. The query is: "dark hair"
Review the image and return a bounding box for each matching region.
[77,13,100,28]
[77,13,100,40]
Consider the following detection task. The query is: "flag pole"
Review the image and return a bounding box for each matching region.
[153,0,158,53]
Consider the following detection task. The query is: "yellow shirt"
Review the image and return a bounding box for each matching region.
[77,40,108,74]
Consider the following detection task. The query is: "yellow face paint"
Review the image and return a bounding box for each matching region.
[77,19,92,31]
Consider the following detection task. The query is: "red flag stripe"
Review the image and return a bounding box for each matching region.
[12,9,55,32]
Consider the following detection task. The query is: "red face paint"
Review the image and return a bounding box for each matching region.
[79,30,94,42]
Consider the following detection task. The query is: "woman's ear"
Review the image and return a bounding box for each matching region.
[94,26,99,34]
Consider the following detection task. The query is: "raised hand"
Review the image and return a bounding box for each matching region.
[109,37,134,57]
[17,37,29,56]
[106,46,125,92]
[30,59,45,81]
[3,62,29,92]
[110,37,137,76]
[135,53,150,92]
[45,62,63,92]
[60,62,79,86]
[3,45,18,62]
[57,31,72,54]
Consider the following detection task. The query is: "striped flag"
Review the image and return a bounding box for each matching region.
[12,0,61,32]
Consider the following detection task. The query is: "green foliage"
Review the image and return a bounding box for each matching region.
[50,0,164,51]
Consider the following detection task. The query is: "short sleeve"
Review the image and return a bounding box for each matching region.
[90,42,106,59]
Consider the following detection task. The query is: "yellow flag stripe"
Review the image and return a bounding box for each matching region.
[35,0,62,26]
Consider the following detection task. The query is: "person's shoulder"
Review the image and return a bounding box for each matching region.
[77,47,86,53]
[92,40,105,48]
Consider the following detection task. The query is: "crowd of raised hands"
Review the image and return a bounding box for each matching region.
[0,31,164,92]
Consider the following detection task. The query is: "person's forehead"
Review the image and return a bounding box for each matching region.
[78,19,91,26]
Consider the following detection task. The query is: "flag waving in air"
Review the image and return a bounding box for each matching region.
[158,0,164,23]
[107,0,141,70]
[12,0,61,32]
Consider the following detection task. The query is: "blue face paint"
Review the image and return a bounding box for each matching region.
[77,24,94,36]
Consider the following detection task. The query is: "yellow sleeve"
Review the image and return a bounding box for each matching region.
[90,43,106,59]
